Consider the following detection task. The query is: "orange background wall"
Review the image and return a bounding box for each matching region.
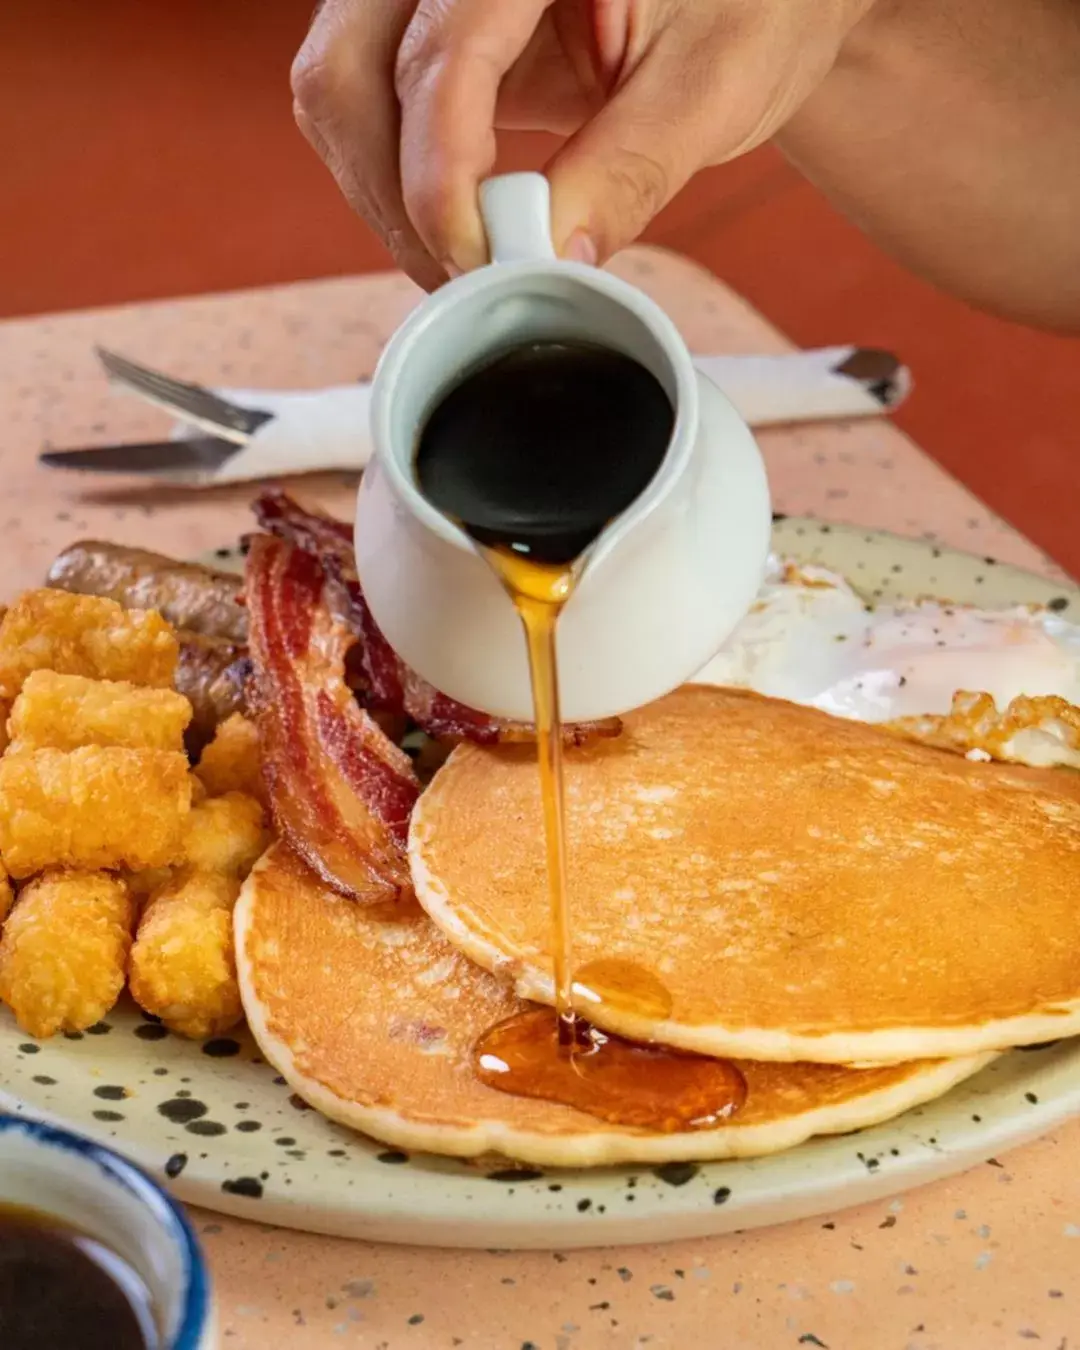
[1,0,1076,573]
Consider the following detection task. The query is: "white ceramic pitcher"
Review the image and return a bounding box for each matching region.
[355,172,771,723]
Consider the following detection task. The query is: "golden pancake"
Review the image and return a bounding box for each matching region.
[410,686,1080,1065]
[235,844,991,1167]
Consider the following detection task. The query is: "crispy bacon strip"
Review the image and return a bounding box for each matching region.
[252,490,622,747]
[245,533,419,903]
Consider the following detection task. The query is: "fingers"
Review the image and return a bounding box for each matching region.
[394,0,554,274]
[291,0,448,291]
[292,0,864,285]
[546,51,713,263]
[548,4,876,263]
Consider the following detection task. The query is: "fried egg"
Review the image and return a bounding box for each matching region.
[695,558,1080,722]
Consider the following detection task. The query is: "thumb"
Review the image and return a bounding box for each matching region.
[546,64,711,262]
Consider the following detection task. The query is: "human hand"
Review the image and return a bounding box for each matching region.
[292,0,874,290]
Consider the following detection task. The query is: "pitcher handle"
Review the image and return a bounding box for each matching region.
[479,173,557,265]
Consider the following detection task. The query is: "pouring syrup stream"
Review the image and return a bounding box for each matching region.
[485,549,579,1045]
[415,339,748,1130]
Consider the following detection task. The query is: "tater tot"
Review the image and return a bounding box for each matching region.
[0,858,12,926]
[195,714,265,804]
[128,869,242,1039]
[0,870,135,1037]
[7,671,192,753]
[0,746,191,878]
[0,589,177,698]
[0,698,9,756]
[183,792,269,879]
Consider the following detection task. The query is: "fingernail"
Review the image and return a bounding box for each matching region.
[563,230,598,266]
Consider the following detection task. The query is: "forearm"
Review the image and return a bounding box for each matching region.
[776,0,1080,332]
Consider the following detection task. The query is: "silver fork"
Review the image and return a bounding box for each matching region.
[95,347,275,444]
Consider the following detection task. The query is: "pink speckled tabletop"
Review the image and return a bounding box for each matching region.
[1,249,1075,1349]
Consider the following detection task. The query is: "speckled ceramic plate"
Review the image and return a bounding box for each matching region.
[1,519,1077,1250]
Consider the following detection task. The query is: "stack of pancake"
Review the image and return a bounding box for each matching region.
[235,686,1080,1168]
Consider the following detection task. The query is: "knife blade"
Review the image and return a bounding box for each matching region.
[39,436,237,476]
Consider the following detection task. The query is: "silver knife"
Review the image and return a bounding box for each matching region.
[39,436,235,476]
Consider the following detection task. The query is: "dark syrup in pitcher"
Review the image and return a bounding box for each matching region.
[416,339,747,1131]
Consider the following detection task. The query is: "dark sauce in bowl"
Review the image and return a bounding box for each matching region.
[0,1203,157,1350]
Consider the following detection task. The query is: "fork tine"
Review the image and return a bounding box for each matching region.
[96,346,254,437]
[97,354,229,421]
[95,347,270,442]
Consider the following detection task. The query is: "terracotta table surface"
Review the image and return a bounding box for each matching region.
[1,248,1075,1349]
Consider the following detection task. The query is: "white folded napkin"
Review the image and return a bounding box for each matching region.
[167,345,910,485]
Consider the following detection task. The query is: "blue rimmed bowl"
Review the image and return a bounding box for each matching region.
[0,1111,213,1348]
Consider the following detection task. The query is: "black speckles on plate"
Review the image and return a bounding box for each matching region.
[288,1093,313,1112]
[165,1153,188,1178]
[186,1120,228,1137]
[654,1162,699,1187]
[376,1150,409,1165]
[1047,596,1070,612]
[92,1109,125,1123]
[18,1043,40,1055]
[201,1038,241,1058]
[487,1168,543,1184]
[134,1023,169,1042]
[235,1120,262,1133]
[158,1098,208,1125]
[85,1023,112,1036]
[221,1177,264,1200]
[93,1085,128,1101]
[713,1187,732,1206]
[31,1075,56,1086]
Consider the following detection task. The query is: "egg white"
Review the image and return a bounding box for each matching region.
[694,558,1080,722]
